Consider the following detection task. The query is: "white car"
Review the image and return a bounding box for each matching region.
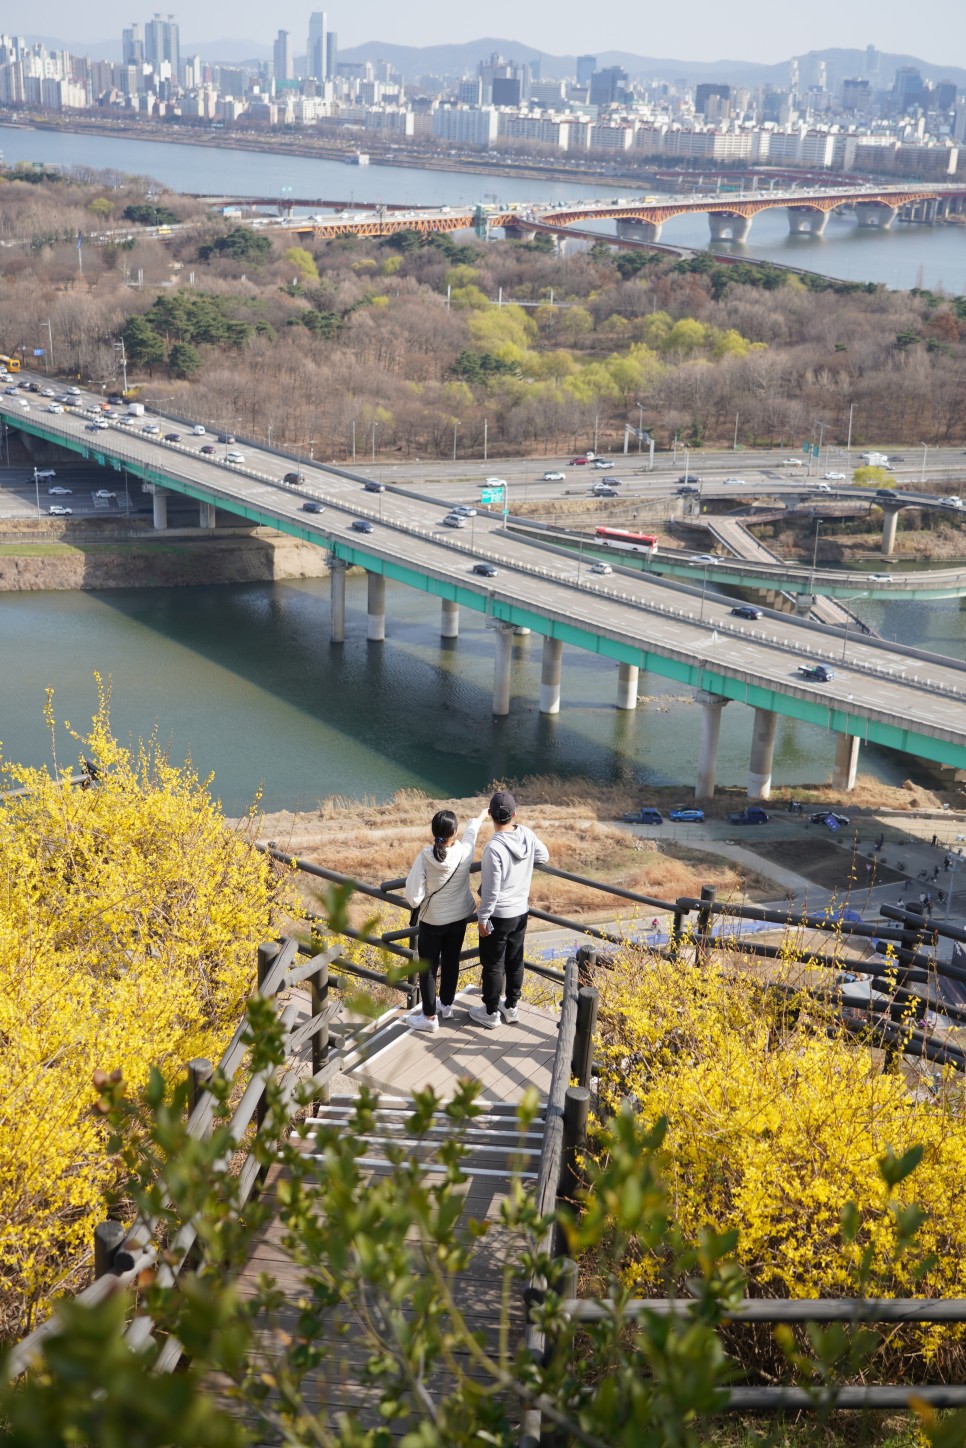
[721,477,747,486]
[192,424,206,435]
[41,388,56,398]
[781,458,805,467]
[592,459,614,470]
[48,504,72,515]
[815,483,832,493]
[869,573,893,583]
[485,476,507,487]
[226,450,245,464]
[823,471,846,481]
[543,471,565,482]
[590,561,613,575]
[943,496,963,509]
[94,489,117,500]
[142,423,161,434]
[93,419,109,429]
[48,486,72,495]
[67,386,81,396]
[36,469,56,480]
[47,403,64,413]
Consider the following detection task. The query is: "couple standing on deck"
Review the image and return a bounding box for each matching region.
[403,791,548,1034]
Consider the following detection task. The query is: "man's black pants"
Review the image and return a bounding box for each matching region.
[479,912,528,1014]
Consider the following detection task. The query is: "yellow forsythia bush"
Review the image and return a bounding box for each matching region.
[0,685,298,1340]
[595,950,966,1366]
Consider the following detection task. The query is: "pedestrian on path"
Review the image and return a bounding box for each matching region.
[404,805,488,1033]
[470,791,549,1031]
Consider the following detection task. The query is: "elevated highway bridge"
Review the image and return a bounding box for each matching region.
[5,385,966,800]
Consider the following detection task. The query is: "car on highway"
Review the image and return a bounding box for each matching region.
[94,489,117,500]
[47,403,64,413]
[363,481,385,493]
[485,476,508,487]
[142,423,161,434]
[689,554,717,565]
[40,388,56,398]
[217,433,235,444]
[225,450,245,464]
[891,455,905,463]
[590,561,613,575]
[47,504,72,516]
[815,483,832,492]
[47,486,72,496]
[472,562,498,577]
[668,807,705,823]
[943,496,964,508]
[781,457,805,467]
[192,425,206,435]
[810,811,851,829]
[35,468,56,479]
[622,807,663,825]
[92,419,109,429]
[721,477,747,486]
[731,605,762,620]
[569,456,590,466]
[200,444,216,454]
[823,471,847,480]
[592,459,614,469]
[67,386,81,396]
[163,432,181,442]
[591,484,619,497]
[3,386,18,395]
[729,806,770,825]
[350,519,374,533]
[302,501,324,513]
[797,663,834,682]
[676,484,700,496]
[869,573,893,582]
[85,422,101,431]
[677,474,702,484]
[875,488,896,499]
[442,514,466,527]
[451,505,477,517]
[543,471,565,481]
[283,471,305,485]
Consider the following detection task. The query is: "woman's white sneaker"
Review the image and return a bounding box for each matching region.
[438,1003,454,1020]
[500,1002,520,1024]
[468,1004,500,1030]
[406,1013,439,1033]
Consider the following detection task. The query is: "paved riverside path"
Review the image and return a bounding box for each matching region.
[231,986,560,1438]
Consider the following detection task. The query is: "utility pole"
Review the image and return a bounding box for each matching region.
[44,319,54,372]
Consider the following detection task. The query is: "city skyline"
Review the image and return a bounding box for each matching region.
[18,0,966,68]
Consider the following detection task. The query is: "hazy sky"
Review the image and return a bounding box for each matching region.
[44,0,966,63]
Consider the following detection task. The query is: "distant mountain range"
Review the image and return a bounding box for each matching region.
[21,35,966,91]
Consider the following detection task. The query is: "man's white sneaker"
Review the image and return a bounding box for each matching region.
[468,1004,501,1030]
[406,1013,439,1033]
[500,1002,520,1024]
[438,1003,454,1020]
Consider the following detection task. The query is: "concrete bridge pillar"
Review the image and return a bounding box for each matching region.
[329,557,346,644]
[617,662,639,711]
[833,733,860,792]
[441,599,459,639]
[707,211,752,242]
[748,707,778,800]
[881,509,899,556]
[695,691,728,799]
[539,636,563,715]
[152,487,168,530]
[787,206,829,235]
[492,624,514,716]
[855,201,898,229]
[366,571,386,642]
[199,501,216,529]
[616,217,663,243]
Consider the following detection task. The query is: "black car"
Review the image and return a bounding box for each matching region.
[302,501,324,513]
[677,475,702,484]
[217,433,235,444]
[107,394,124,405]
[163,432,181,442]
[676,484,700,497]
[809,811,851,829]
[283,471,305,485]
[731,605,763,620]
[199,444,216,455]
[350,519,374,533]
[363,481,385,493]
[472,562,498,578]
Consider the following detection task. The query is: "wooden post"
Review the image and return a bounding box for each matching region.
[255,942,279,1131]
[696,884,716,966]
[93,1220,127,1279]
[542,1257,578,1444]
[311,956,330,1105]
[670,905,686,956]
[560,1086,590,1203]
[570,986,599,1088]
[575,945,597,989]
[187,1057,213,1139]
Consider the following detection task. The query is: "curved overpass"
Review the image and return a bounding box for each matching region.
[6,391,966,792]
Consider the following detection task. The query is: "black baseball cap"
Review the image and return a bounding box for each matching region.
[489,790,516,821]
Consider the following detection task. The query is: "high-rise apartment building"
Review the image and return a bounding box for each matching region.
[576,54,596,87]
[307,12,327,82]
[122,24,144,65]
[274,30,294,83]
[326,32,337,82]
[144,13,179,76]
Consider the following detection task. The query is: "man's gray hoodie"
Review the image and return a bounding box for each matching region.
[478,825,549,931]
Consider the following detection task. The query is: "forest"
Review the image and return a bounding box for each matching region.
[1,165,966,461]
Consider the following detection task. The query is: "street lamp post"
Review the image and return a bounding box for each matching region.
[699,563,709,621]
[351,420,356,461]
[453,419,459,461]
[920,442,928,484]
[683,447,690,483]
[483,416,488,462]
[808,520,822,597]
[636,402,644,453]
[33,467,40,519]
[371,421,378,462]
[846,402,855,467]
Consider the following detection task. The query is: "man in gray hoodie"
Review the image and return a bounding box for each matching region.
[469,790,549,1030]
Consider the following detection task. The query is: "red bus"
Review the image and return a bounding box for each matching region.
[594,527,658,555]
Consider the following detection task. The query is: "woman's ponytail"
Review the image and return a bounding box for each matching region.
[430,809,458,863]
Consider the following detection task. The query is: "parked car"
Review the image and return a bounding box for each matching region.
[543,470,565,481]
[731,605,762,620]
[350,519,374,533]
[472,562,498,577]
[199,444,216,455]
[363,481,385,493]
[302,501,324,513]
[810,811,851,829]
[797,663,834,682]
[225,450,245,464]
[47,504,72,516]
[622,806,664,825]
[729,807,770,825]
[589,561,613,575]
[283,471,305,485]
[668,807,705,823]
[47,486,72,496]
[163,432,181,442]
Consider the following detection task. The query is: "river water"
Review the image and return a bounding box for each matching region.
[0,122,962,809]
[1,123,964,292]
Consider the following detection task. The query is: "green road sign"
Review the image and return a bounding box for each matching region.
[802,443,810,455]
[811,444,821,457]
[480,486,504,505]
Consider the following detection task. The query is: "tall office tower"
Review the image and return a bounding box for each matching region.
[274,30,294,82]
[694,81,731,117]
[326,32,337,82]
[122,23,144,65]
[865,43,879,76]
[789,57,799,93]
[815,58,826,89]
[307,11,327,82]
[145,14,179,77]
[576,54,596,86]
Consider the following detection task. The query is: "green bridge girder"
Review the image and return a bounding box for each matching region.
[14,416,966,775]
